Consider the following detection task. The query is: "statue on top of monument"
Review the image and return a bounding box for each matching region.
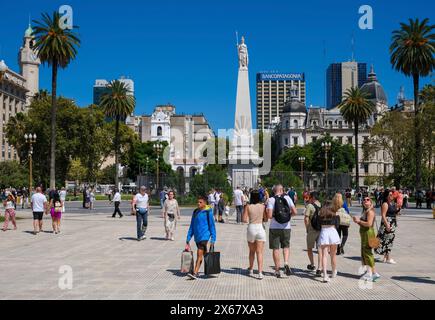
[238,36,249,70]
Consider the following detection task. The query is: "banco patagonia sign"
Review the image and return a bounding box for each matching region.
[258,73,305,81]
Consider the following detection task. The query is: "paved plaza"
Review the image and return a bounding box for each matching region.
[1,203,434,300]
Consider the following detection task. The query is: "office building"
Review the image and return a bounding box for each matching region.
[326,62,367,109]
[256,72,306,130]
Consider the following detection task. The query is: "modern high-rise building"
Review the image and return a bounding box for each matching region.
[93,76,134,105]
[256,72,306,130]
[326,62,367,109]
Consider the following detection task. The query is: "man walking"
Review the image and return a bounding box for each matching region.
[233,186,245,224]
[304,192,322,275]
[185,195,216,280]
[266,184,297,278]
[31,187,48,235]
[111,189,123,218]
[133,186,149,240]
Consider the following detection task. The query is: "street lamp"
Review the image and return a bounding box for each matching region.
[24,133,37,193]
[298,156,306,186]
[321,141,331,193]
[153,142,163,192]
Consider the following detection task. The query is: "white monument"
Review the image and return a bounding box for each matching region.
[228,36,261,189]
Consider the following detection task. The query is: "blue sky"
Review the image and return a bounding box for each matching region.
[1,0,434,131]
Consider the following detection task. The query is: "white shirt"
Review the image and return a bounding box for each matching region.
[59,190,67,201]
[267,195,295,230]
[112,192,121,202]
[234,189,244,206]
[134,193,149,209]
[31,193,47,212]
[5,200,15,210]
[215,192,221,203]
[208,193,216,205]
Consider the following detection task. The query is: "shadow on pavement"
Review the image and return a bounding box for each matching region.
[391,276,435,284]
[150,237,168,241]
[344,256,363,261]
[118,237,138,241]
[167,269,188,278]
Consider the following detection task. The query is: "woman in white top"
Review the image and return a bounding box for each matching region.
[242,190,267,280]
[2,193,17,231]
[162,191,181,241]
[89,189,95,210]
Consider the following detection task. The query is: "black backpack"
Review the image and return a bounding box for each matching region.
[273,195,291,224]
[310,203,322,231]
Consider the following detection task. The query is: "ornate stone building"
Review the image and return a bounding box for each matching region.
[0,25,40,161]
[277,65,393,187]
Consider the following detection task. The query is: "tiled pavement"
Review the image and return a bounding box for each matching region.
[1,207,434,300]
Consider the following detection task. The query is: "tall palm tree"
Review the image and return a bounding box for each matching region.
[390,18,435,190]
[338,87,376,191]
[32,12,80,189]
[100,80,135,188]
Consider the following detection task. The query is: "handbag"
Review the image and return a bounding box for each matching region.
[338,208,351,227]
[180,250,194,273]
[204,244,221,275]
[368,218,381,249]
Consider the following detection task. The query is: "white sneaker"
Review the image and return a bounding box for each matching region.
[386,259,397,264]
[171,236,175,241]
[361,273,373,281]
[258,272,264,280]
[248,268,254,276]
[141,235,147,240]
[323,275,330,283]
[331,270,338,278]
[358,265,368,275]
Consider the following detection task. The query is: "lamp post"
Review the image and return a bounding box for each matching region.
[298,156,306,186]
[153,142,163,192]
[24,133,37,193]
[322,141,331,193]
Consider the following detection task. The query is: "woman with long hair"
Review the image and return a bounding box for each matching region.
[49,190,63,234]
[242,190,267,280]
[353,196,381,281]
[331,193,351,255]
[163,190,181,241]
[375,189,400,264]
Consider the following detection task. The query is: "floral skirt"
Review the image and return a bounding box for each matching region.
[375,217,397,255]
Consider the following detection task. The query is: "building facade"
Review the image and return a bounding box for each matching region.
[327,62,367,109]
[0,25,40,162]
[256,72,306,130]
[278,66,393,188]
[138,104,215,178]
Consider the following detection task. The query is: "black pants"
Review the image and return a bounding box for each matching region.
[113,201,123,217]
[337,225,349,252]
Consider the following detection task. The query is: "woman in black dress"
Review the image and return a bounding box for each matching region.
[375,189,400,264]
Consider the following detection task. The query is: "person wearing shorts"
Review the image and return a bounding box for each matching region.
[185,195,216,280]
[49,190,63,234]
[304,192,322,274]
[2,193,17,231]
[31,187,48,235]
[242,190,267,280]
[266,185,297,278]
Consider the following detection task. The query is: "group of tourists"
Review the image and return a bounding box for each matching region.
[183,184,404,283]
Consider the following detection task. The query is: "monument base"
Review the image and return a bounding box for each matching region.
[228,162,260,190]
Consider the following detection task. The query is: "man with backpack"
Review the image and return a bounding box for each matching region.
[288,187,298,205]
[266,184,297,278]
[304,191,322,275]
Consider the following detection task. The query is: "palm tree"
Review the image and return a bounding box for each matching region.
[31,12,80,189]
[338,87,376,191]
[100,80,135,188]
[390,18,435,190]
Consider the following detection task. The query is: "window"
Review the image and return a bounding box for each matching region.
[157,126,162,136]
[293,120,298,128]
[347,136,352,144]
[312,136,317,142]
[285,120,289,129]
[364,164,369,174]
[284,138,289,146]
[293,137,298,145]
[338,137,343,144]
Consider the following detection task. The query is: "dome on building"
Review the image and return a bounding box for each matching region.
[282,84,307,113]
[360,65,388,104]
[24,24,33,37]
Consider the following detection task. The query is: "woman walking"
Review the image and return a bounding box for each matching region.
[89,188,95,210]
[162,190,181,241]
[2,193,17,231]
[317,202,341,283]
[49,191,63,234]
[242,190,267,280]
[376,189,400,264]
[111,189,123,218]
[332,193,351,255]
[352,196,381,281]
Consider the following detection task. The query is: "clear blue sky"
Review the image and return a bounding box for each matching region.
[1,0,434,131]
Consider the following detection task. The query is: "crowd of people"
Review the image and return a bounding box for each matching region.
[1,182,433,284]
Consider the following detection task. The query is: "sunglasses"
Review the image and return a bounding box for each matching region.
[363,198,371,202]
